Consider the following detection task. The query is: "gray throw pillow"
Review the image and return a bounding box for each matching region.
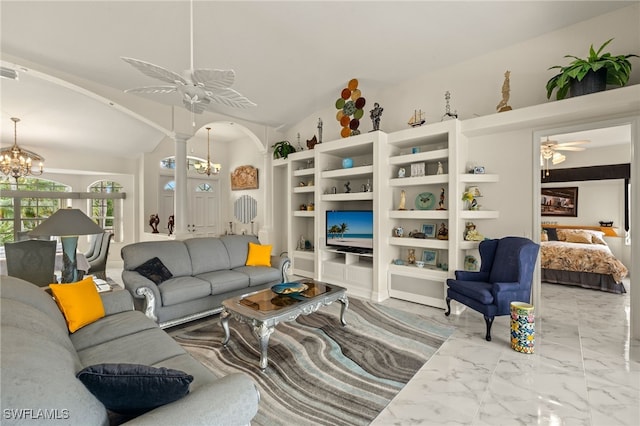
[134,257,173,284]
[77,363,193,414]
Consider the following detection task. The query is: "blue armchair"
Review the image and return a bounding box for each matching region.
[445,237,539,341]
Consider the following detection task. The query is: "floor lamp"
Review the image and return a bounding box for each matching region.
[29,208,104,283]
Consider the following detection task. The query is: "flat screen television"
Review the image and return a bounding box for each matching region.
[325,210,374,253]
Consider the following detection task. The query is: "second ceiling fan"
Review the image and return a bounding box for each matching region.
[540,136,589,177]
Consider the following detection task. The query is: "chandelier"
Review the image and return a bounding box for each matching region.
[1,117,44,181]
[194,127,220,176]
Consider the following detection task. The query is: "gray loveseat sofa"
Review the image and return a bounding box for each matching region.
[121,235,290,328]
[0,276,259,425]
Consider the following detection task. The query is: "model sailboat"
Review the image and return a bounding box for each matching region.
[408,110,426,127]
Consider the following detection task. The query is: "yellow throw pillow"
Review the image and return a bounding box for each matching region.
[245,242,272,267]
[50,277,105,333]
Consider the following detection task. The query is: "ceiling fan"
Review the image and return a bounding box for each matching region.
[540,136,589,177]
[121,1,255,117]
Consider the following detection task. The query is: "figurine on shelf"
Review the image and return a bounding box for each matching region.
[149,214,160,233]
[441,91,458,121]
[437,222,448,240]
[437,161,444,175]
[407,249,416,265]
[398,190,407,210]
[167,215,174,235]
[496,70,513,113]
[398,167,406,178]
[370,102,383,131]
[298,235,305,250]
[437,187,446,210]
[307,135,318,150]
[344,181,351,193]
[464,222,484,241]
[317,118,323,143]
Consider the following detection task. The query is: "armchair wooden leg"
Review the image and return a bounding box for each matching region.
[444,297,452,316]
[483,315,494,341]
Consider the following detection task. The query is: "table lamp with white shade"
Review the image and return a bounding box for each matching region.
[29,208,104,283]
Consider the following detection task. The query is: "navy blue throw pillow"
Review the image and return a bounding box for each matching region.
[76,363,194,414]
[543,227,558,241]
[134,257,173,284]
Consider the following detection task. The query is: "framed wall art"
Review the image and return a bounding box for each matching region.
[231,165,259,190]
[421,223,436,238]
[422,249,437,266]
[541,187,578,217]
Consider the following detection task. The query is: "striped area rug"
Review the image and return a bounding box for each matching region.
[169,298,454,426]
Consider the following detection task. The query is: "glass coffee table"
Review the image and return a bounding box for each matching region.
[220,279,348,369]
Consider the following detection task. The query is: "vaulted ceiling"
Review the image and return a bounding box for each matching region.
[0,1,633,161]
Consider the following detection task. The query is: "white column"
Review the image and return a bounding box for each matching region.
[259,150,272,237]
[173,132,191,239]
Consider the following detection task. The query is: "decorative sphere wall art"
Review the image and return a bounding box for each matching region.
[335,78,365,138]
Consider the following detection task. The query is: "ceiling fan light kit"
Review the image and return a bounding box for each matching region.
[540,136,588,178]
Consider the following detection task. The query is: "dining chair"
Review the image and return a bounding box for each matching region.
[445,236,540,341]
[84,233,103,262]
[88,232,113,280]
[4,240,57,287]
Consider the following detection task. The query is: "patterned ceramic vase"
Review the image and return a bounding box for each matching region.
[510,302,535,354]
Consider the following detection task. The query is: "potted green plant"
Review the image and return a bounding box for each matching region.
[271,140,297,159]
[546,38,638,100]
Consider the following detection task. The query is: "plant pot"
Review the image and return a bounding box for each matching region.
[569,68,607,98]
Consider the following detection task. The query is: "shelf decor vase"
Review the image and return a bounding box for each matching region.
[342,158,354,168]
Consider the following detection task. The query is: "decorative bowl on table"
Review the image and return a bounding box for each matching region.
[415,261,426,268]
[271,282,309,295]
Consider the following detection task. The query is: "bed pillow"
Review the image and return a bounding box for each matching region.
[50,277,106,333]
[76,363,194,414]
[565,230,593,244]
[135,257,173,284]
[581,229,607,245]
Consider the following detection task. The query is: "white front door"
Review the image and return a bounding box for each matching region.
[189,179,219,237]
[158,177,219,237]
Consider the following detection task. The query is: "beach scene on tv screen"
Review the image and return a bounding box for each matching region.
[326,211,374,249]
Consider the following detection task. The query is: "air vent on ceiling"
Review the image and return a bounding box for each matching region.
[0,66,18,80]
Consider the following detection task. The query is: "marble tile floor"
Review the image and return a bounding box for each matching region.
[372,279,639,426]
[106,264,637,425]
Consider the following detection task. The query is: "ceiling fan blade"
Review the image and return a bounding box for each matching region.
[192,69,236,90]
[124,85,178,94]
[204,88,257,108]
[554,146,586,151]
[121,57,187,85]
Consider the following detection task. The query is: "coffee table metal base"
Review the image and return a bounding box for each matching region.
[221,288,348,370]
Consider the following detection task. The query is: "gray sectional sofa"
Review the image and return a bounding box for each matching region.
[121,235,290,328]
[0,276,260,425]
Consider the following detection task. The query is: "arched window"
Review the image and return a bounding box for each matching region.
[0,177,70,243]
[196,183,212,192]
[88,180,123,241]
